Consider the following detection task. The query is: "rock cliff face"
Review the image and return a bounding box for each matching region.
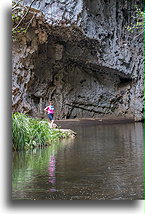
[12,0,143,120]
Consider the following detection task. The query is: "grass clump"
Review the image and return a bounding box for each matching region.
[12,112,65,151]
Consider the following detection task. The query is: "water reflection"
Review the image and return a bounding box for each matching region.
[48,155,56,192]
[48,155,56,184]
[12,122,143,200]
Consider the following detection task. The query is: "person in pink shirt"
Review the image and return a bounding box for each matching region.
[44,101,55,128]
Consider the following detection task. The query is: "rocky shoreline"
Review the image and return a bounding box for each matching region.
[57,128,77,138]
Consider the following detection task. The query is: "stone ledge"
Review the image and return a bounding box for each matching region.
[56,128,77,137]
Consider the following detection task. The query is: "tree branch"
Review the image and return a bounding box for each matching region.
[25,14,35,32]
[12,0,22,11]
[132,30,143,41]
[12,0,36,32]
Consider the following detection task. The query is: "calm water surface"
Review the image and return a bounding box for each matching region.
[12,122,143,200]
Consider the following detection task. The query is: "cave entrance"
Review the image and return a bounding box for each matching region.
[29,38,131,119]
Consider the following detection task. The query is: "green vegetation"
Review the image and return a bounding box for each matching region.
[12,0,37,39]
[12,113,66,151]
[126,6,144,33]
[126,5,145,121]
[12,0,27,38]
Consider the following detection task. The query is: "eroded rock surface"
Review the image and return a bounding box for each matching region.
[12,0,143,120]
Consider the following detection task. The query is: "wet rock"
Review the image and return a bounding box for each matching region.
[58,129,77,138]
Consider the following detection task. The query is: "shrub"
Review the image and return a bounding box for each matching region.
[12,113,65,151]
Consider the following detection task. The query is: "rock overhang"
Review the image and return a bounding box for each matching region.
[12,0,143,120]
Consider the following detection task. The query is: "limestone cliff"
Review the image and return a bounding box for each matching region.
[12,0,143,120]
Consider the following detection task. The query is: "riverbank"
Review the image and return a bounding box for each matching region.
[12,113,76,151]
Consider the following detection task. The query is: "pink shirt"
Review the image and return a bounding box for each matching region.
[46,105,54,114]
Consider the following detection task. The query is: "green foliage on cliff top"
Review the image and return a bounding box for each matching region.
[12,113,65,151]
[12,0,27,38]
[126,5,144,34]
[12,0,37,39]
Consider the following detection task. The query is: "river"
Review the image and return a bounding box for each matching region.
[12,121,143,200]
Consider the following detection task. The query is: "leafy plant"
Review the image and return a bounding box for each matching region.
[12,0,36,39]
[126,6,144,33]
[12,113,66,151]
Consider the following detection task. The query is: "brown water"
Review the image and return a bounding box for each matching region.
[12,122,143,200]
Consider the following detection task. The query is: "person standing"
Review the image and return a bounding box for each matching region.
[44,101,55,128]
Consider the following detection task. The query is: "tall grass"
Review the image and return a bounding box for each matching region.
[12,113,65,151]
